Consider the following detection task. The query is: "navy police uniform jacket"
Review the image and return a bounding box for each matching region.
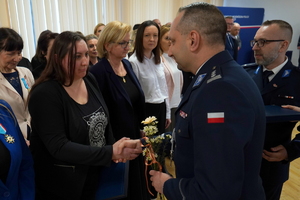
[0,100,35,200]
[225,33,238,61]
[163,51,266,200]
[244,60,300,185]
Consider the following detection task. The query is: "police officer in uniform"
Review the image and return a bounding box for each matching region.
[149,3,266,200]
[243,20,300,200]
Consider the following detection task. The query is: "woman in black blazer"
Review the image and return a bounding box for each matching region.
[90,21,149,200]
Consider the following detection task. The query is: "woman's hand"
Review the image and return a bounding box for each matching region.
[112,138,142,162]
[165,119,171,129]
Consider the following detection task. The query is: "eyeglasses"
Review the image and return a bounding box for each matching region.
[250,39,284,47]
[117,40,133,48]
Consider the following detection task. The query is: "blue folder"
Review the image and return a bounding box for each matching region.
[265,105,300,123]
[96,161,129,200]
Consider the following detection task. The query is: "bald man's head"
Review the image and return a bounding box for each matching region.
[230,22,240,36]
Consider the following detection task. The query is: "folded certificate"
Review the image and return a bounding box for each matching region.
[265,105,300,123]
[95,161,129,200]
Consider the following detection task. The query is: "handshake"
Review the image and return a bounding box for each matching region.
[112,137,143,163]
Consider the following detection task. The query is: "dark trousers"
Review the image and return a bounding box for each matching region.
[144,102,167,199]
[298,51,300,66]
[166,107,177,133]
[262,182,283,200]
[145,102,166,135]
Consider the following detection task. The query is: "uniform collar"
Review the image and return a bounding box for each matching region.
[263,56,288,81]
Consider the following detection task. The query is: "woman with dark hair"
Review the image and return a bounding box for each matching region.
[0,27,34,144]
[129,20,171,135]
[0,99,35,199]
[28,31,142,200]
[31,30,58,79]
[31,30,51,70]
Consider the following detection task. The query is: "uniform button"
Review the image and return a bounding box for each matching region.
[3,191,10,197]
[178,129,181,133]
[24,119,27,122]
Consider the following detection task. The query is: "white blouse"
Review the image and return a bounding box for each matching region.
[129,52,170,119]
[162,53,183,108]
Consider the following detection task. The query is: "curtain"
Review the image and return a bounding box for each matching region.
[4,0,223,60]
[6,0,101,59]
[30,0,101,43]
[6,0,35,60]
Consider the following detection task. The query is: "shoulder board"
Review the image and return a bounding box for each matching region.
[206,65,222,84]
[241,63,258,69]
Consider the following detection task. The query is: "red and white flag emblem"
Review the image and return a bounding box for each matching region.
[207,112,224,123]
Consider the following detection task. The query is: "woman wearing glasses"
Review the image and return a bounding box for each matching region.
[89,21,149,200]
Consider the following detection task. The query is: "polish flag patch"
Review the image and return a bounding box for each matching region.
[207,112,224,123]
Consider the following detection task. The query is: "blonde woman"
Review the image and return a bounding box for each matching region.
[90,21,149,200]
[93,23,105,37]
[159,24,183,132]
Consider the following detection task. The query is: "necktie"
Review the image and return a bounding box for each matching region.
[227,33,233,48]
[262,70,274,87]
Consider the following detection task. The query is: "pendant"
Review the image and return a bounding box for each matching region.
[5,134,15,144]
[122,77,126,83]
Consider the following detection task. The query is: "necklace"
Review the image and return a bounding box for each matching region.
[120,75,126,83]
[108,59,127,83]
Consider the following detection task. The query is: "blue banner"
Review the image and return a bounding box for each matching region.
[217,7,265,65]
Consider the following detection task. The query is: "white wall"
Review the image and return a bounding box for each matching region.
[0,0,10,27]
[224,0,300,66]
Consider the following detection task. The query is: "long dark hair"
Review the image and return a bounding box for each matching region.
[31,31,87,92]
[134,20,161,64]
[33,30,59,63]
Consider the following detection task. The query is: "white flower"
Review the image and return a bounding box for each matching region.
[141,116,157,125]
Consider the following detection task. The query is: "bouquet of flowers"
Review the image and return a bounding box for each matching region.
[141,116,171,168]
[140,116,171,198]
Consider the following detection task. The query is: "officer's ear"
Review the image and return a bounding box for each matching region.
[279,40,289,52]
[189,30,199,51]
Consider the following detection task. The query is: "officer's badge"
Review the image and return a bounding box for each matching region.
[193,73,206,87]
[5,134,15,144]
